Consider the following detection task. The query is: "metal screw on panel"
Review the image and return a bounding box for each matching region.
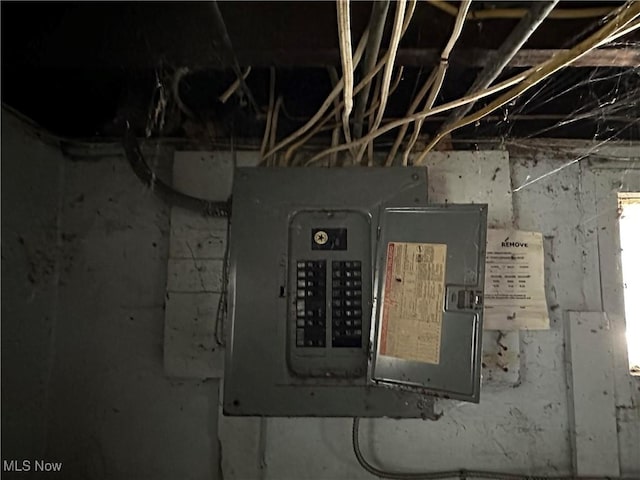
[411,173,419,180]
[314,231,328,245]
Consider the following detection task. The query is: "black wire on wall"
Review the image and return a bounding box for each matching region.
[122,124,231,218]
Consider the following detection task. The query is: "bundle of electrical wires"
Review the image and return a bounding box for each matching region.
[257,0,640,168]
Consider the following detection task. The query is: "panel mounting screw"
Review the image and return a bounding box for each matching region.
[314,230,328,245]
[411,173,419,180]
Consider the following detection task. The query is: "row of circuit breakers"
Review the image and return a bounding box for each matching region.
[224,168,487,418]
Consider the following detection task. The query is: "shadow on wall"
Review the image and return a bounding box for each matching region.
[1,109,220,480]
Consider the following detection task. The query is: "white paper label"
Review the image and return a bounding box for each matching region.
[379,242,447,364]
[484,229,549,330]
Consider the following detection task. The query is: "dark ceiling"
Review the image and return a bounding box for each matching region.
[2,1,640,146]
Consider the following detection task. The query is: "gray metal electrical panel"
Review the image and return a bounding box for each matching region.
[224,167,487,417]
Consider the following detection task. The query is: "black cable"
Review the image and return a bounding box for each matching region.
[122,124,231,218]
[352,418,634,480]
[124,123,232,345]
[214,128,236,347]
[214,219,230,347]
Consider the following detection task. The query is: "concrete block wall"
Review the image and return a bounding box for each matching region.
[2,111,220,480]
[2,109,639,479]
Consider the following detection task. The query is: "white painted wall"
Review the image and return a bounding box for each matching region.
[2,110,220,479]
[2,108,639,479]
[2,111,66,466]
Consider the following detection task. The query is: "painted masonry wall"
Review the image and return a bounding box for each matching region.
[215,148,640,479]
[2,109,639,478]
[1,112,220,480]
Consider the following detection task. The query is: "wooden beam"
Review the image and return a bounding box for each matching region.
[491,47,640,68]
[231,47,640,68]
[4,1,638,70]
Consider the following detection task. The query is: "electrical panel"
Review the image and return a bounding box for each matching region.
[288,210,371,378]
[224,167,487,417]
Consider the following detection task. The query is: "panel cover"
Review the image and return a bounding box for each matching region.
[369,205,487,402]
[224,167,444,417]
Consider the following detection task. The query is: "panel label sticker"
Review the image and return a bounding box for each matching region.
[379,242,447,365]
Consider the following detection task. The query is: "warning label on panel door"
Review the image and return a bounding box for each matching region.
[379,242,447,365]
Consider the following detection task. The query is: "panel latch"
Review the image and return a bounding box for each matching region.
[445,287,483,311]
